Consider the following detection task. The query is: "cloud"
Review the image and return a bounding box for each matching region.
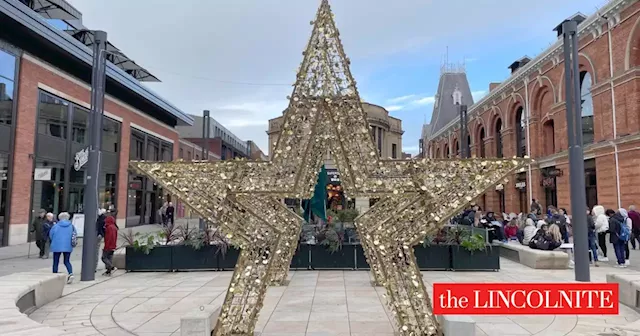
[385,105,404,112]
[472,90,488,101]
[387,94,417,104]
[384,94,435,112]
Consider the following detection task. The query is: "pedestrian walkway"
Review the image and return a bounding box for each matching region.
[28,258,640,336]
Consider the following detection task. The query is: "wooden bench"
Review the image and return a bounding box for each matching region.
[499,241,570,269]
[436,314,475,335]
[180,305,221,336]
[0,271,67,335]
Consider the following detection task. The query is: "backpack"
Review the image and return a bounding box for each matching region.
[71,226,78,247]
[620,221,630,242]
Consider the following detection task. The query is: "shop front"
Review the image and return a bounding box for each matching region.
[541,167,561,210]
[30,91,121,222]
[126,129,173,227]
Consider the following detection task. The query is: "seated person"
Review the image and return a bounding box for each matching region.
[482,212,505,242]
[528,224,563,251]
[504,219,519,240]
[518,213,538,245]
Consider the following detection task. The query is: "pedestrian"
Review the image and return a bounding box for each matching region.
[159,202,168,226]
[95,208,107,272]
[49,212,76,283]
[42,212,55,259]
[548,208,569,243]
[607,209,627,268]
[593,205,609,261]
[101,214,118,276]
[619,208,633,265]
[629,205,640,249]
[166,202,175,227]
[587,207,599,267]
[30,209,46,258]
[559,208,572,239]
[531,199,542,216]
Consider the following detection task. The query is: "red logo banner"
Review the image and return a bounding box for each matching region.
[433,283,618,315]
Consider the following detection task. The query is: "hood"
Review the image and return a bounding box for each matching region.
[593,205,605,217]
[527,213,537,221]
[537,220,547,228]
[57,220,71,227]
[619,208,629,218]
[105,216,116,227]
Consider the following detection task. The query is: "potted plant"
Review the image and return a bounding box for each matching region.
[121,230,173,271]
[450,232,500,271]
[414,228,452,270]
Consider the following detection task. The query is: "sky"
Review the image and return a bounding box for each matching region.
[66,0,608,155]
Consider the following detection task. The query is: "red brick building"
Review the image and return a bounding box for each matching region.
[422,0,640,215]
[0,0,193,245]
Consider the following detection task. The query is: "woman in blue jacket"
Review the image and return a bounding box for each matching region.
[49,212,76,284]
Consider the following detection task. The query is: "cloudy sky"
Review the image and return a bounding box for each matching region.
[66,0,606,155]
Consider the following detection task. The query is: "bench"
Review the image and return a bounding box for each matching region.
[436,315,475,335]
[499,241,570,269]
[606,273,640,309]
[181,305,221,336]
[0,271,67,335]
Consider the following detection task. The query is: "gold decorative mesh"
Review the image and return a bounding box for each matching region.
[129,1,531,335]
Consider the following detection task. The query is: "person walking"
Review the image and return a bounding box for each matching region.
[30,209,47,258]
[593,205,609,261]
[620,208,633,265]
[159,202,168,226]
[166,202,175,227]
[49,212,76,284]
[629,205,640,249]
[101,214,118,276]
[607,209,627,268]
[95,209,107,272]
[587,207,599,267]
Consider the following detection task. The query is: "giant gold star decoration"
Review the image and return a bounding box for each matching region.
[129,1,530,335]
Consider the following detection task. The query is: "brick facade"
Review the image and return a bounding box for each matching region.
[7,54,180,244]
[427,0,640,214]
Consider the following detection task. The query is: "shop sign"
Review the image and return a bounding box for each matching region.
[326,169,340,183]
[74,147,89,171]
[545,168,563,177]
[34,168,52,181]
[495,184,504,191]
[0,169,7,181]
[515,181,526,189]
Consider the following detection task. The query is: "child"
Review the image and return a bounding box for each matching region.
[101,214,118,276]
[504,219,518,240]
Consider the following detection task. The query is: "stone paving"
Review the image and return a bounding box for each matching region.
[28,258,640,336]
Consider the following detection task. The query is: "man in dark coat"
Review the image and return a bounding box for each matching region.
[607,209,626,267]
[166,202,175,227]
[30,209,47,258]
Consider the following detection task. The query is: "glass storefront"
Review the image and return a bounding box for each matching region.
[541,167,559,210]
[31,91,121,219]
[126,129,173,227]
[0,41,18,246]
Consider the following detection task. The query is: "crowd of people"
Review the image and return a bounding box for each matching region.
[457,199,640,268]
[29,208,120,283]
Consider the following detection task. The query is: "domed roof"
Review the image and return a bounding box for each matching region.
[362,103,389,119]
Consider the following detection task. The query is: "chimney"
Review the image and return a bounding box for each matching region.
[489,82,501,92]
[553,13,587,37]
[508,56,532,74]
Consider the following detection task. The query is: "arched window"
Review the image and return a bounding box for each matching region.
[444,144,450,158]
[515,107,526,157]
[542,120,555,156]
[495,119,503,158]
[580,71,594,145]
[454,140,460,157]
[436,147,440,158]
[479,127,486,158]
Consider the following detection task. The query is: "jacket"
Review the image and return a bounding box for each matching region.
[593,205,609,233]
[43,220,54,241]
[30,216,45,241]
[587,215,596,239]
[504,225,518,238]
[609,213,625,244]
[49,220,75,253]
[96,214,106,237]
[619,208,633,232]
[630,210,640,232]
[522,217,538,245]
[103,216,118,251]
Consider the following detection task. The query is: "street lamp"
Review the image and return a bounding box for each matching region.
[559,19,590,282]
[81,30,108,282]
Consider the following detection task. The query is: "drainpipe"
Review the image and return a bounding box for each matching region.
[606,17,622,208]
[524,79,533,206]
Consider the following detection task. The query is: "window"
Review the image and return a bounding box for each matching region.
[187,151,192,161]
[392,144,397,159]
[444,144,450,158]
[161,143,172,162]
[0,48,16,125]
[38,93,68,139]
[377,127,382,155]
[515,107,526,157]
[580,71,594,145]
[146,138,160,161]
[102,117,120,152]
[479,127,486,158]
[196,154,200,160]
[179,148,184,159]
[542,120,555,156]
[71,106,89,145]
[495,119,503,158]
[130,132,145,160]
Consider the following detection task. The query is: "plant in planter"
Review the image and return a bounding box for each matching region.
[335,208,359,224]
[158,224,180,246]
[319,226,341,253]
[119,229,156,255]
[460,234,488,254]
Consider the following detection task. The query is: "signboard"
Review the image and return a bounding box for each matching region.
[326,169,340,183]
[74,147,89,171]
[515,181,526,189]
[34,168,52,181]
[0,169,7,181]
[495,184,504,191]
[71,214,84,237]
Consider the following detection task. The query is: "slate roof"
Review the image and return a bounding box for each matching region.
[427,72,474,137]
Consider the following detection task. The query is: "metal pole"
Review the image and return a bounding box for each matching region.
[462,105,469,158]
[458,104,463,158]
[562,20,589,282]
[204,110,210,160]
[81,30,107,282]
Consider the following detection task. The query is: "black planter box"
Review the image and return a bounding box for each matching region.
[125,246,173,271]
[354,244,370,270]
[290,244,310,269]
[451,245,500,271]
[310,244,356,269]
[414,245,451,270]
[218,247,241,270]
[171,245,218,271]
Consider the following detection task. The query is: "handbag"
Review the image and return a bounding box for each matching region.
[71,227,78,248]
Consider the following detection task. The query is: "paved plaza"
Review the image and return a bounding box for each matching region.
[22,258,640,336]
